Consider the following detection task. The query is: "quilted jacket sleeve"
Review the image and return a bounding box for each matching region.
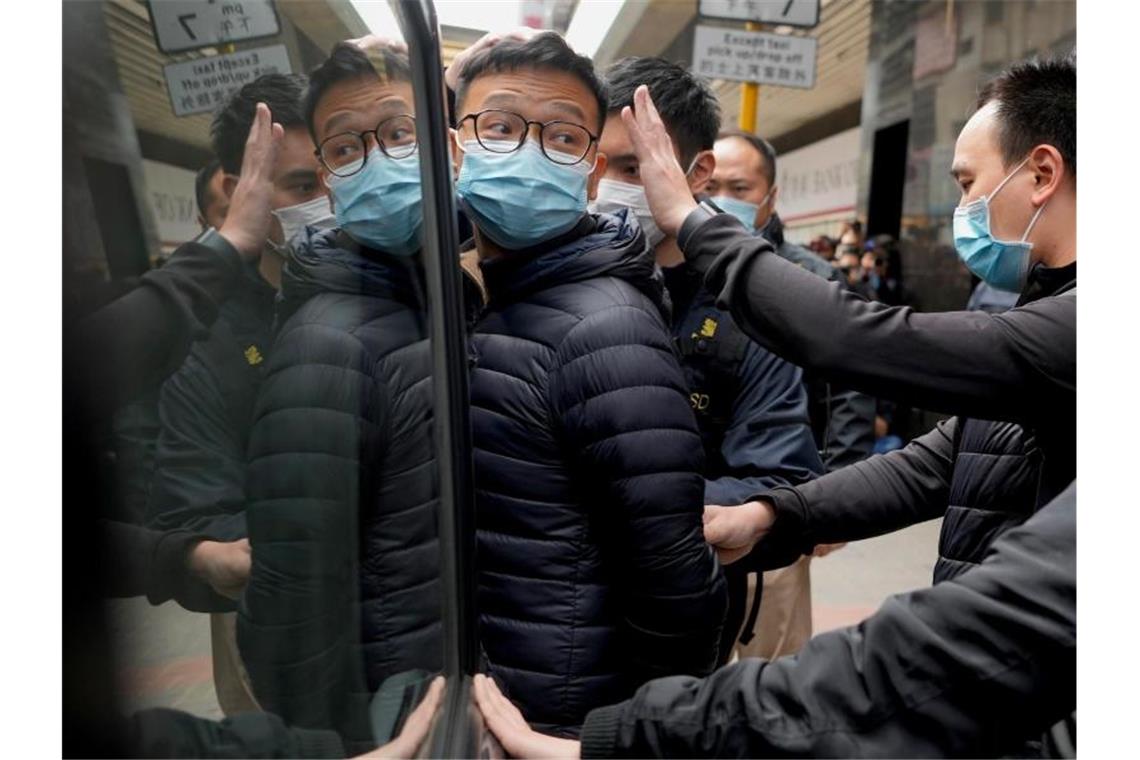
[237,318,384,732]
[579,482,1076,758]
[550,301,728,684]
[745,417,958,571]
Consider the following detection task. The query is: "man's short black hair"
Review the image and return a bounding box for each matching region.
[194,158,222,218]
[977,52,1075,176]
[605,57,721,167]
[455,32,607,133]
[303,42,413,144]
[211,73,308,175]
[717,129,777,186]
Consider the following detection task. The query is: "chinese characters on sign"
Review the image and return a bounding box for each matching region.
[697,0,821,28]
[164,44,292,117]
[692,25,817,89]
[149,0,280,54]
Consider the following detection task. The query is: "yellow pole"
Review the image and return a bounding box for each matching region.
[738,21,761,131]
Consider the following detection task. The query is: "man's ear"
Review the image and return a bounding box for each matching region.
[587,152,608,201]
[1029,143,1065,207]
[768,185,780,209]
[687,149,716,195]
[450,128,463,177]
[221,173,239,201]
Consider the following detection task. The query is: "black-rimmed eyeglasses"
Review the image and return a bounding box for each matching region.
[316,114,418,178]
[456,109,598,167]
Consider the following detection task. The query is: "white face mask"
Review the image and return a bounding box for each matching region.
[271,195,336,248]
[590,178,666,248]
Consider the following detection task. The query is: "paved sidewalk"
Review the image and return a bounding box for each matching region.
[810,518,941,633]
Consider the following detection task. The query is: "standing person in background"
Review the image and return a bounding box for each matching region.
[705,129,875,659]
[597,57,825,666]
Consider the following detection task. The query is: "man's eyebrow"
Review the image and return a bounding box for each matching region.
[322,96,411,135]
[608,152,638,164]
[281,168,318,183]
[480,93,520,110]
[950,164,969,180]
[545,100,587,123]
[476,93,588,124]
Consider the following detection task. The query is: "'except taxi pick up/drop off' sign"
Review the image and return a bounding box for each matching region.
[692,25,818,89]
[164,44,292,117]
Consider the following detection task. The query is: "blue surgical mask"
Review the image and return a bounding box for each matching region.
[713,191,771,234]
[953,157,1047,293]
[325,148,423,256]
[456,139,590,249]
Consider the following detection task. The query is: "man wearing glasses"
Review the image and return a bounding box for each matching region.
[237,42,441,754]
[452,32,727,737]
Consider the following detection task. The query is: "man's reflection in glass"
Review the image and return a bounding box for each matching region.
[237,43,441,753]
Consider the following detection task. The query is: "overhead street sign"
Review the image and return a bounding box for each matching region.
[698,0,821,29]
[148,0,281,55]
[164,44,292,117]
[692,25,817,89]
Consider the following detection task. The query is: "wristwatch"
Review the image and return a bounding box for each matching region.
[191,226,243,272]
[678,198,725,252]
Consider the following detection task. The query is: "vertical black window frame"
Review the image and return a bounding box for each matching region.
[390,1,485,755]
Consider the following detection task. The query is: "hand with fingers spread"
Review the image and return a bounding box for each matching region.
[445,28,545,92]
[703,500,776,565]
[619,84,700,238]
[218,102,284,261]
[354,676,446,759]
[473,674,580,759]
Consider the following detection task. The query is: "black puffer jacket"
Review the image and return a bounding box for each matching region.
[237,228,441,747]
[470,211,727,736]
[580,481,1076,758]
[937,264,1076,582]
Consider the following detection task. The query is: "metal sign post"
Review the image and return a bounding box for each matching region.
[695,0,820,133]
[739,21,761,131]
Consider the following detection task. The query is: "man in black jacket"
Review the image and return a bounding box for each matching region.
[619,54,1076,752]
[453,34,727,736]
[708,131,877,474]
[236,43,441,753]
[475,480,1076,758]
[594,57,824,665]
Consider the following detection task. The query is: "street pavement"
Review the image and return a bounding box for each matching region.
[105,517,941,719]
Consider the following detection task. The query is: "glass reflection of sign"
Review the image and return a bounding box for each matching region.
[148,0,281,55]
[164,44,292,117]
[692,25,817,89]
